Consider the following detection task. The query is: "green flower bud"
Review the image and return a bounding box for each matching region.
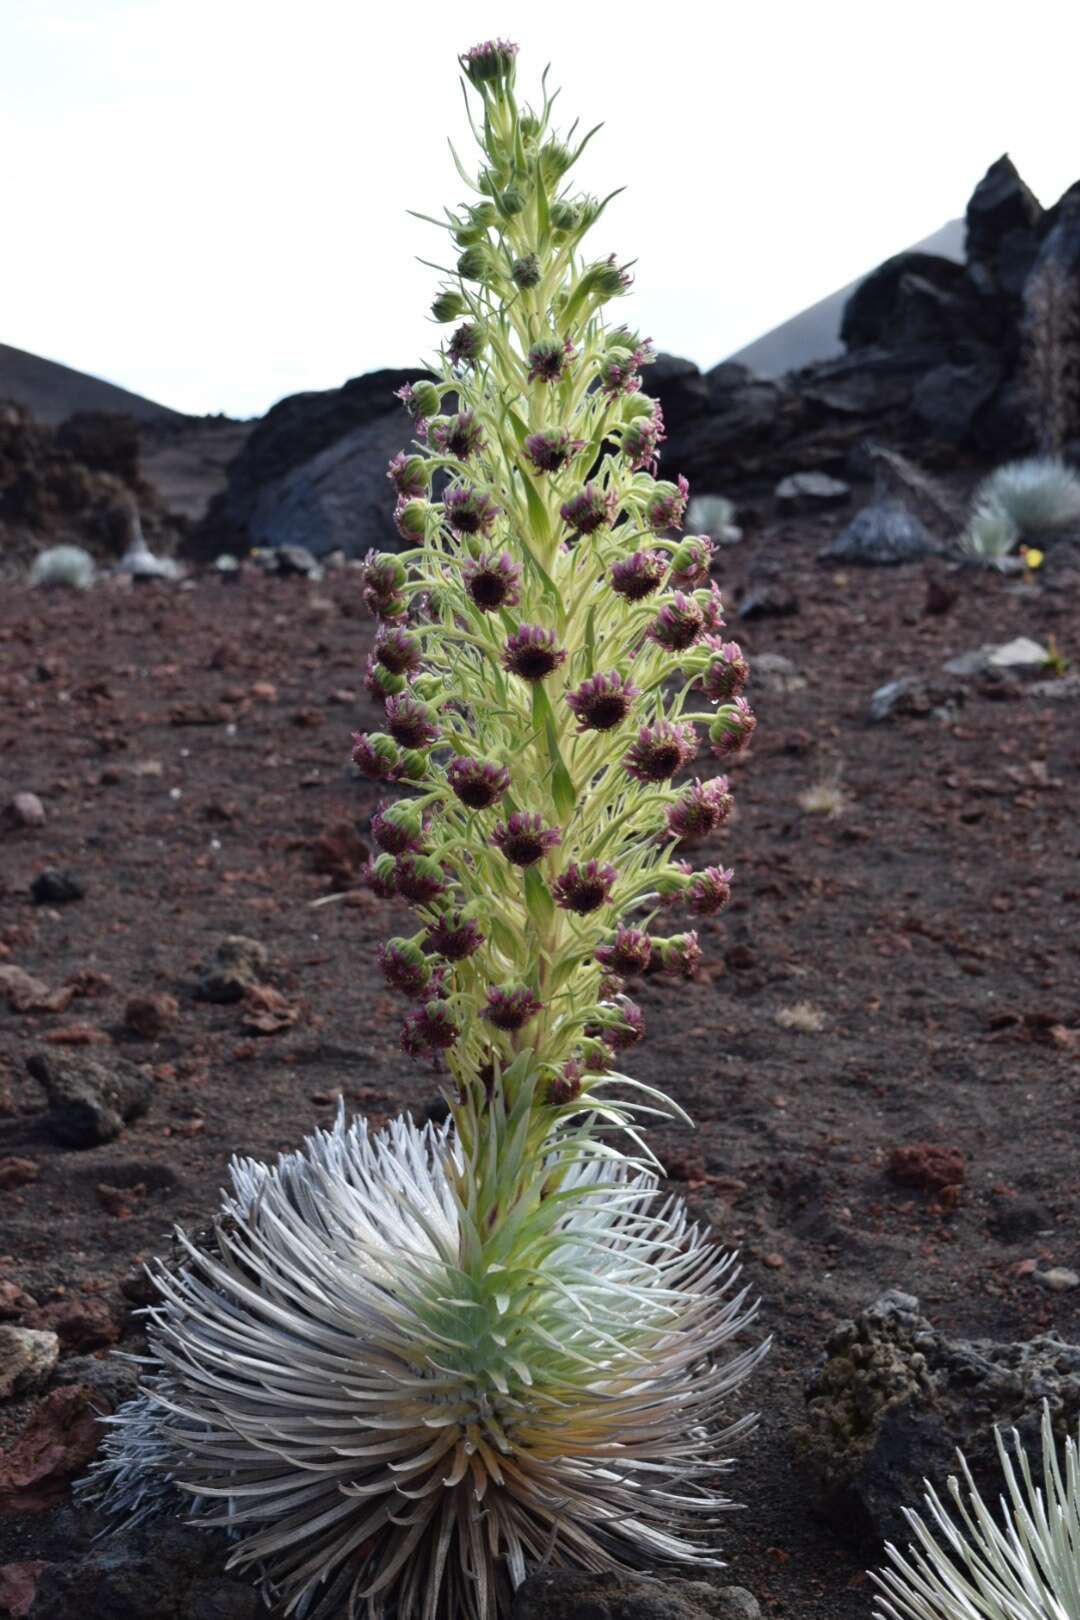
[622,393,657,422]
[453,224,486,248]
[519,113,541,141]
[399,750,432,783]
[457,245,490,283]
[498,185,526,217]
[539,141,572,185]
[431,290,466,323]
[511,254,541,289]
[396,500,431,540]
[469,202,498,228]
[370,852,398,889]
[410,381,442,419]
[549,200,580,233]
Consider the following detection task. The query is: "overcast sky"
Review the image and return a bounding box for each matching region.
[3,0,1079,419]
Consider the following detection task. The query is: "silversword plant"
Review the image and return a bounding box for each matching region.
[87,40,764,1620]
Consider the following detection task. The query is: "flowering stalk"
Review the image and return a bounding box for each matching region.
[356,39,756,1146]
[85,42,763,1620]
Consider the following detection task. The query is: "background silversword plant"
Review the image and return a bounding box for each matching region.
[85,40,766,1620]
[874,1404,1080,1620]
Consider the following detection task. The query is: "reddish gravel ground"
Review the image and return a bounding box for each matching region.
[0,512,1078,1617]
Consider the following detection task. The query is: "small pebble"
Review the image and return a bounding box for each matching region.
[30,869,85,905]
[1035,1266,1079,1292]
[6,792,45,828]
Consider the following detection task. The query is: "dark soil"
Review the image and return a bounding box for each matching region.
[1,510,1078,1618]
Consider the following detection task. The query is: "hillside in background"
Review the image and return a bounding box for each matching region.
[0,342,186,427]
[728,219,966,376]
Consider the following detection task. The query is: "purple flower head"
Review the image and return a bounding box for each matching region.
[393,499,428,543]
[365,854,399,899]
[687,865,735,916]
[654,931,702,978]
[665,775,734,842]
[621,404,666,474]
[600,332,656,396]
[423,908,485,961]
[395,853,448,904]
[395,380,440,437]
[560,481,617,536]
[446,755,510,810]
[371,801,426,855]
[350,731,401,781]
[623,720,698,783]
[384,692,440,749]
[552,860,618,914]
[710,697,757,758]
[527,337,574,384]
[482,983,542,1032]
[588,999,645,1051]
[646,474,690,533]
[386,451,430,501]
[595,926,652,977]
[491,812,561,868]
[448,323,485,367]
[364,655,404,705]
[598,973,625,1000]
[443,484,502,536]
[378,938,433,998]
[669,535,715,591]
[511,253,542,289]
[361,549,408,620]
[565,671,640,732]
[502,624,567,682]
[374,625,423,677]
[699,640,749,703]
[546,1060,583,1107]
[431,410,486,462]
[523,429,585,475]
[401,999,459,1056]
[647,592,706,652]
[610,549,668,601]
[459,38,519,90]
[462,551,522,612]
[698,584,726,633]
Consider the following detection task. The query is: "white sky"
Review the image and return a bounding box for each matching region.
[3,0,1079,419]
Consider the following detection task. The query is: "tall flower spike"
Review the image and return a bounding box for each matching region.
[88,42,766,1620]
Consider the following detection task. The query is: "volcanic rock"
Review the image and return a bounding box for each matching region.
[510,1573,761,1620]
[26,1049,152,1148]
[821,501,938,565]
[195,935,270,1004]
[0,1327,60,1401]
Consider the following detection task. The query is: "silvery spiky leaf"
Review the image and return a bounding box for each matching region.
[874,1403,1080,1620]
[29,543,96,589]
[962,500,1021,562]
[972,456,1080,537]
[86,1110,764,1620]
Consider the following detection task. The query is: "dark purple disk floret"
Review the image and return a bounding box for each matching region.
[351,731,401,780]
[361,549,408,620]
[687,865,734,916]
[491,813,561,867]
[646,474,690,533]
[395,853,448,904]
[386,452,430,501]
[595,926,652,976]
[523,429,585,475]
[546,1060,583,1106]
[610,549,668,601]
[621,404,666,474]
[443,484,502,536]
[401,999,460,1056]
[378,939,433,998]
[483,983,543,1031]
[448,323,485,367]
[560,481,616,536]
[462,551,522,612]
[445,755,511,810]
[552,860,618,914]
[384,692,440,749]
[527,337,574,384]
[699,584,726,633]
[665,775,733,842]
[622,720,698,783]
[423,909,485,961]
[710,697,757,758]
[365,854,399,899]
[588,999,645,1051]
[565,671,640,731]
[699,639,749,703]
[431,411,486,462]
[669,535,714,591]
[502,625,567,682]
[371,802,425,855]
[648,592,705,652]
[374,625,423,676]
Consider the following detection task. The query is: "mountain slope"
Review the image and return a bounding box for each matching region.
[0,342,186,426]
[728,219,965,377]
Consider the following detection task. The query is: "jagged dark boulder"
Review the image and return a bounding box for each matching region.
[840,253,973,351]
[965,154,1043,297]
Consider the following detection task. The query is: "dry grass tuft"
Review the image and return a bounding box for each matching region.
[775,1001,826,1034]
